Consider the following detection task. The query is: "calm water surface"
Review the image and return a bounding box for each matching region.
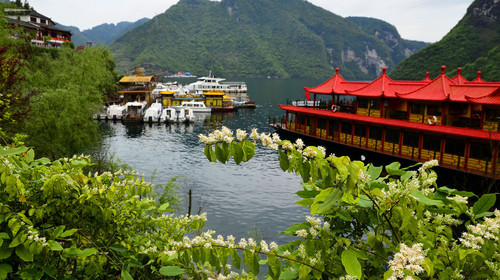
[101,78,324,243]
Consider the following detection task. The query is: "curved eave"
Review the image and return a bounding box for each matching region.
[279,105,500,141]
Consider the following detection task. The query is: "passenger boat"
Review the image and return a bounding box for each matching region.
[143,102,163,123]
[122,101,147,123]
[184,72,248,103]
[106,104,126,120]
[274,67,500,179]
[161,107,195,123]
[175,100,212,113]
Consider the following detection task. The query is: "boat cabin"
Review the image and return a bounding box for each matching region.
[279,67,500,178]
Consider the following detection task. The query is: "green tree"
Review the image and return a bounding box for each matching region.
[22,46,117,159]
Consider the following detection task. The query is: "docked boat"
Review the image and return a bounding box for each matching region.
[184,72,248,103]
[176,100,212,113]
[106,104,126,120]
[161,107,195,123]
[274,67,500,179]
[122,101,147,123]
[143,102,163,123]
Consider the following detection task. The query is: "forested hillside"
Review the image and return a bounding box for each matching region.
[390,0,500,80]
[56,18,149,46]
[110,0,428,79]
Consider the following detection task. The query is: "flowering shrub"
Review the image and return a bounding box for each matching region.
[198,127,500,279]
[1,124,499,279]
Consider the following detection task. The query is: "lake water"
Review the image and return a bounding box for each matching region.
[100,78,325,244]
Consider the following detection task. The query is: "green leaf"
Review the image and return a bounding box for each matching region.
[230,249,241,270]
[411,191,444,206]
[279,270,298,279]
[341,250,362,278]
[300,161,311,182]
[473,193,496,215]
[47,240,63,251]
[78,248,97,258]
[159,266,185,276]
[0,264,12,280]
[50,226,65,240]
[204,145,216,162]
[232,141,244,165]
[366,164,383,180]
[242,140,255,162]
[385,162,406,176]
[158,203,170,212]
[0,242,13,260]
[215,143,226,163]
[0,147,28,156]
[279,150,290,171]
[60,229,78,238]
[110,243,128,253]
[15,245,33,262]
[121,269,133,280]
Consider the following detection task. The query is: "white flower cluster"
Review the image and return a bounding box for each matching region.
[460,210,500,250]
[339,275,358,280]
[388,243,426,280]
[199,126,235,144]
[26,225,48,247]
[140,240,158,254]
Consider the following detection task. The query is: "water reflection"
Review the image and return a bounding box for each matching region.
[102,78,323,243]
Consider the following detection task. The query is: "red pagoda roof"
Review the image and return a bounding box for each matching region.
[279,105,500,141]
[450,68,469,85]
[395,66,454,101]
[305,68,367,95]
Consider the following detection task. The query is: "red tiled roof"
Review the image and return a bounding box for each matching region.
[449,85,500,102]
[305,68,367,94]
[396,66,454,101]
[450,68,469,85]
[279,104,500,141]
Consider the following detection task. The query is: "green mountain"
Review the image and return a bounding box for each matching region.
[56,18,149,46]
[110,0,428,79]
[390,0,500,81]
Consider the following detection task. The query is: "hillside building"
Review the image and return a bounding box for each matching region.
[3,8,72,48]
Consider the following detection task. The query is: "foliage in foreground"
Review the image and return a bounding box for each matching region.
[1,126,500,279]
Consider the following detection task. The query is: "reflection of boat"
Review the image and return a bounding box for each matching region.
[107,104,126,120]
[122,101,147,123]
[143,102,163,123]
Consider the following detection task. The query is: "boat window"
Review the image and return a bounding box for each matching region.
[341,121,352,134]
[427,104,442,116]
[410,103,425,115]
[330,119,339,131]
[297,114,306,125]
[369,126,382,140]
[403,132,419,148]
[444,138,465,156]
[288,113,296,124]
[385,128,400,144]
[469,141,492,161]
[485,108,500,122]
[354,124,366,137]
[423,135,441,151]
[357,99,369,109]
[318,118,327,129]
[371,100,381,110]
[449,103,468,115]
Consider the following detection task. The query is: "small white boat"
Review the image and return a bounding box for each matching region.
[143,102,163,123]
[177,100,212,113]
[107,104,126,120]
[182,108,195,123]
[161,107,177,123]
[177,107,187,123]
[122,101,147,123]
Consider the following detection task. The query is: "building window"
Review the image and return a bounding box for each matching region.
[30,17,36,23]
[423,135,440,151]
[354,124,366,137]
[41,19,46,25]
[357,99,369,109]
[341,121,352,134]
[369,126,382,140]
[403,132,419,148]
[385,129,400,144]
[427,104,441,116]
[410,103,425,114]
[469,142,491,161]
[445,138,465,156]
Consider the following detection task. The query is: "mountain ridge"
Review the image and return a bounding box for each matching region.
[110,0,428,79]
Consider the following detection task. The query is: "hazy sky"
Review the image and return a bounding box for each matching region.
[27,0,474,42]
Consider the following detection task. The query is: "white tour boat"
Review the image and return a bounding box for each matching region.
[106,104,126,120]
[184,72,247,102]
[122,101,147,123]
[176,100,212,113]
[143,102,163,123]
